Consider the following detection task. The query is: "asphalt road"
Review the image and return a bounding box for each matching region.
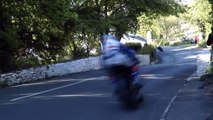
[0,46,206,120]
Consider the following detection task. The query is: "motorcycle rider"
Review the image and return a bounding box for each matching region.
[100,34,142,91]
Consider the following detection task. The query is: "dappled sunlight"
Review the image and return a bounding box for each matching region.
[9,76,110,102]
[174,86,211,101]
[0,101,23,106]
[176,92,206,100]
[167,46,197,52]
[143,92,175,101]
[140,74,173,80]
[13,93,37,96]
[184,55,197,59]
[205,92,213,97]
[11,79,79,87]
[145,93,161,97]
[175,51,195,56]
[1,92,112,106]
[33,93,110,99]
[12,76,108,88]
[79,76,108,81]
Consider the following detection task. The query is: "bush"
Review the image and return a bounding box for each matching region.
[171,40,193,46]
[171,41,182,46]
[197,40,207,48]
[0,79,8,87]
[154,39,170,46]
[125,43,142,53]
[140,44,157,63]
[200,62,213,80]
[15,57,41,70]
[72,47,89,60]
[200,62,213,87]
[125,43,158,63]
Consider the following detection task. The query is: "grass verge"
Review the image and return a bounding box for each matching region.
[200,62,213,88]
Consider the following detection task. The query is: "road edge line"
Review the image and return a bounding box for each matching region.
[160,71,197,120]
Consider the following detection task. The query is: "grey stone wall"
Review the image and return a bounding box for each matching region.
[0,55,150,86]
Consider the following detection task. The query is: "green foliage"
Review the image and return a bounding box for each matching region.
[205,62,213,75]
[197,40,208,48]
[0,0,186,73]
[208,0,213,22]
[140,44,157,63]
[15,57,41,70]
[157,16,185,41]
[0,0,75,73]
[171,41,182,46]
[138,15,186,41]
[73,0,184,38]
[138,0,213,42]
[154,39,170,46]
[200,62,213,87]
[182,0,212,38]
[125,43,142,53]
[187,0,212,23]
[171,40,189,46]
[0,79,8,87]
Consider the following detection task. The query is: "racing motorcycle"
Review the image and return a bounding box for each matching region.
[109,65,143,108]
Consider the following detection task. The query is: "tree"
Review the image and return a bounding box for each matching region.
[72,0,184,39]
[208,0,213,24]
[138,15,186,41]
[138,0,213,41]
[182,0,212,38]
[0,0,185,73]
[157,16,186,41]
[0,0,75,72]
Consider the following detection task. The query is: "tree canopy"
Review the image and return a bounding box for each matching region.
[0,0,185,73]
[138,0,213,42]
[72,0,184,38]
[183,0,212,38]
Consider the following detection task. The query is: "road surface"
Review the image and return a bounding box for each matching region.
[0,46,207,120]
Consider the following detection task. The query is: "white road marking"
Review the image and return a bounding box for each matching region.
[160,85,186,120]
[160,71,196,120]
[10,80,88,102]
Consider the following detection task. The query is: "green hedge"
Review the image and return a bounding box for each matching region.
[125,43,142,53]
[124,43,157,63]
[200,62,213,87]
[140,44,157,63]
[15,57,41,70]
[197,40,207,48]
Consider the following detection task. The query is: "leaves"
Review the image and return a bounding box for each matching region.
[0,0,186,73]
[182,0,212,38]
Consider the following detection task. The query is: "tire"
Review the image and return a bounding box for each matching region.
[125,84,143,109]
[115,78,129,101]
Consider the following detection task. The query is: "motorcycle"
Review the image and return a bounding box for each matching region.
[109,65,143,108]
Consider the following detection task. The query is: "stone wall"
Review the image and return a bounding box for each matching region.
[0,55,150,86]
